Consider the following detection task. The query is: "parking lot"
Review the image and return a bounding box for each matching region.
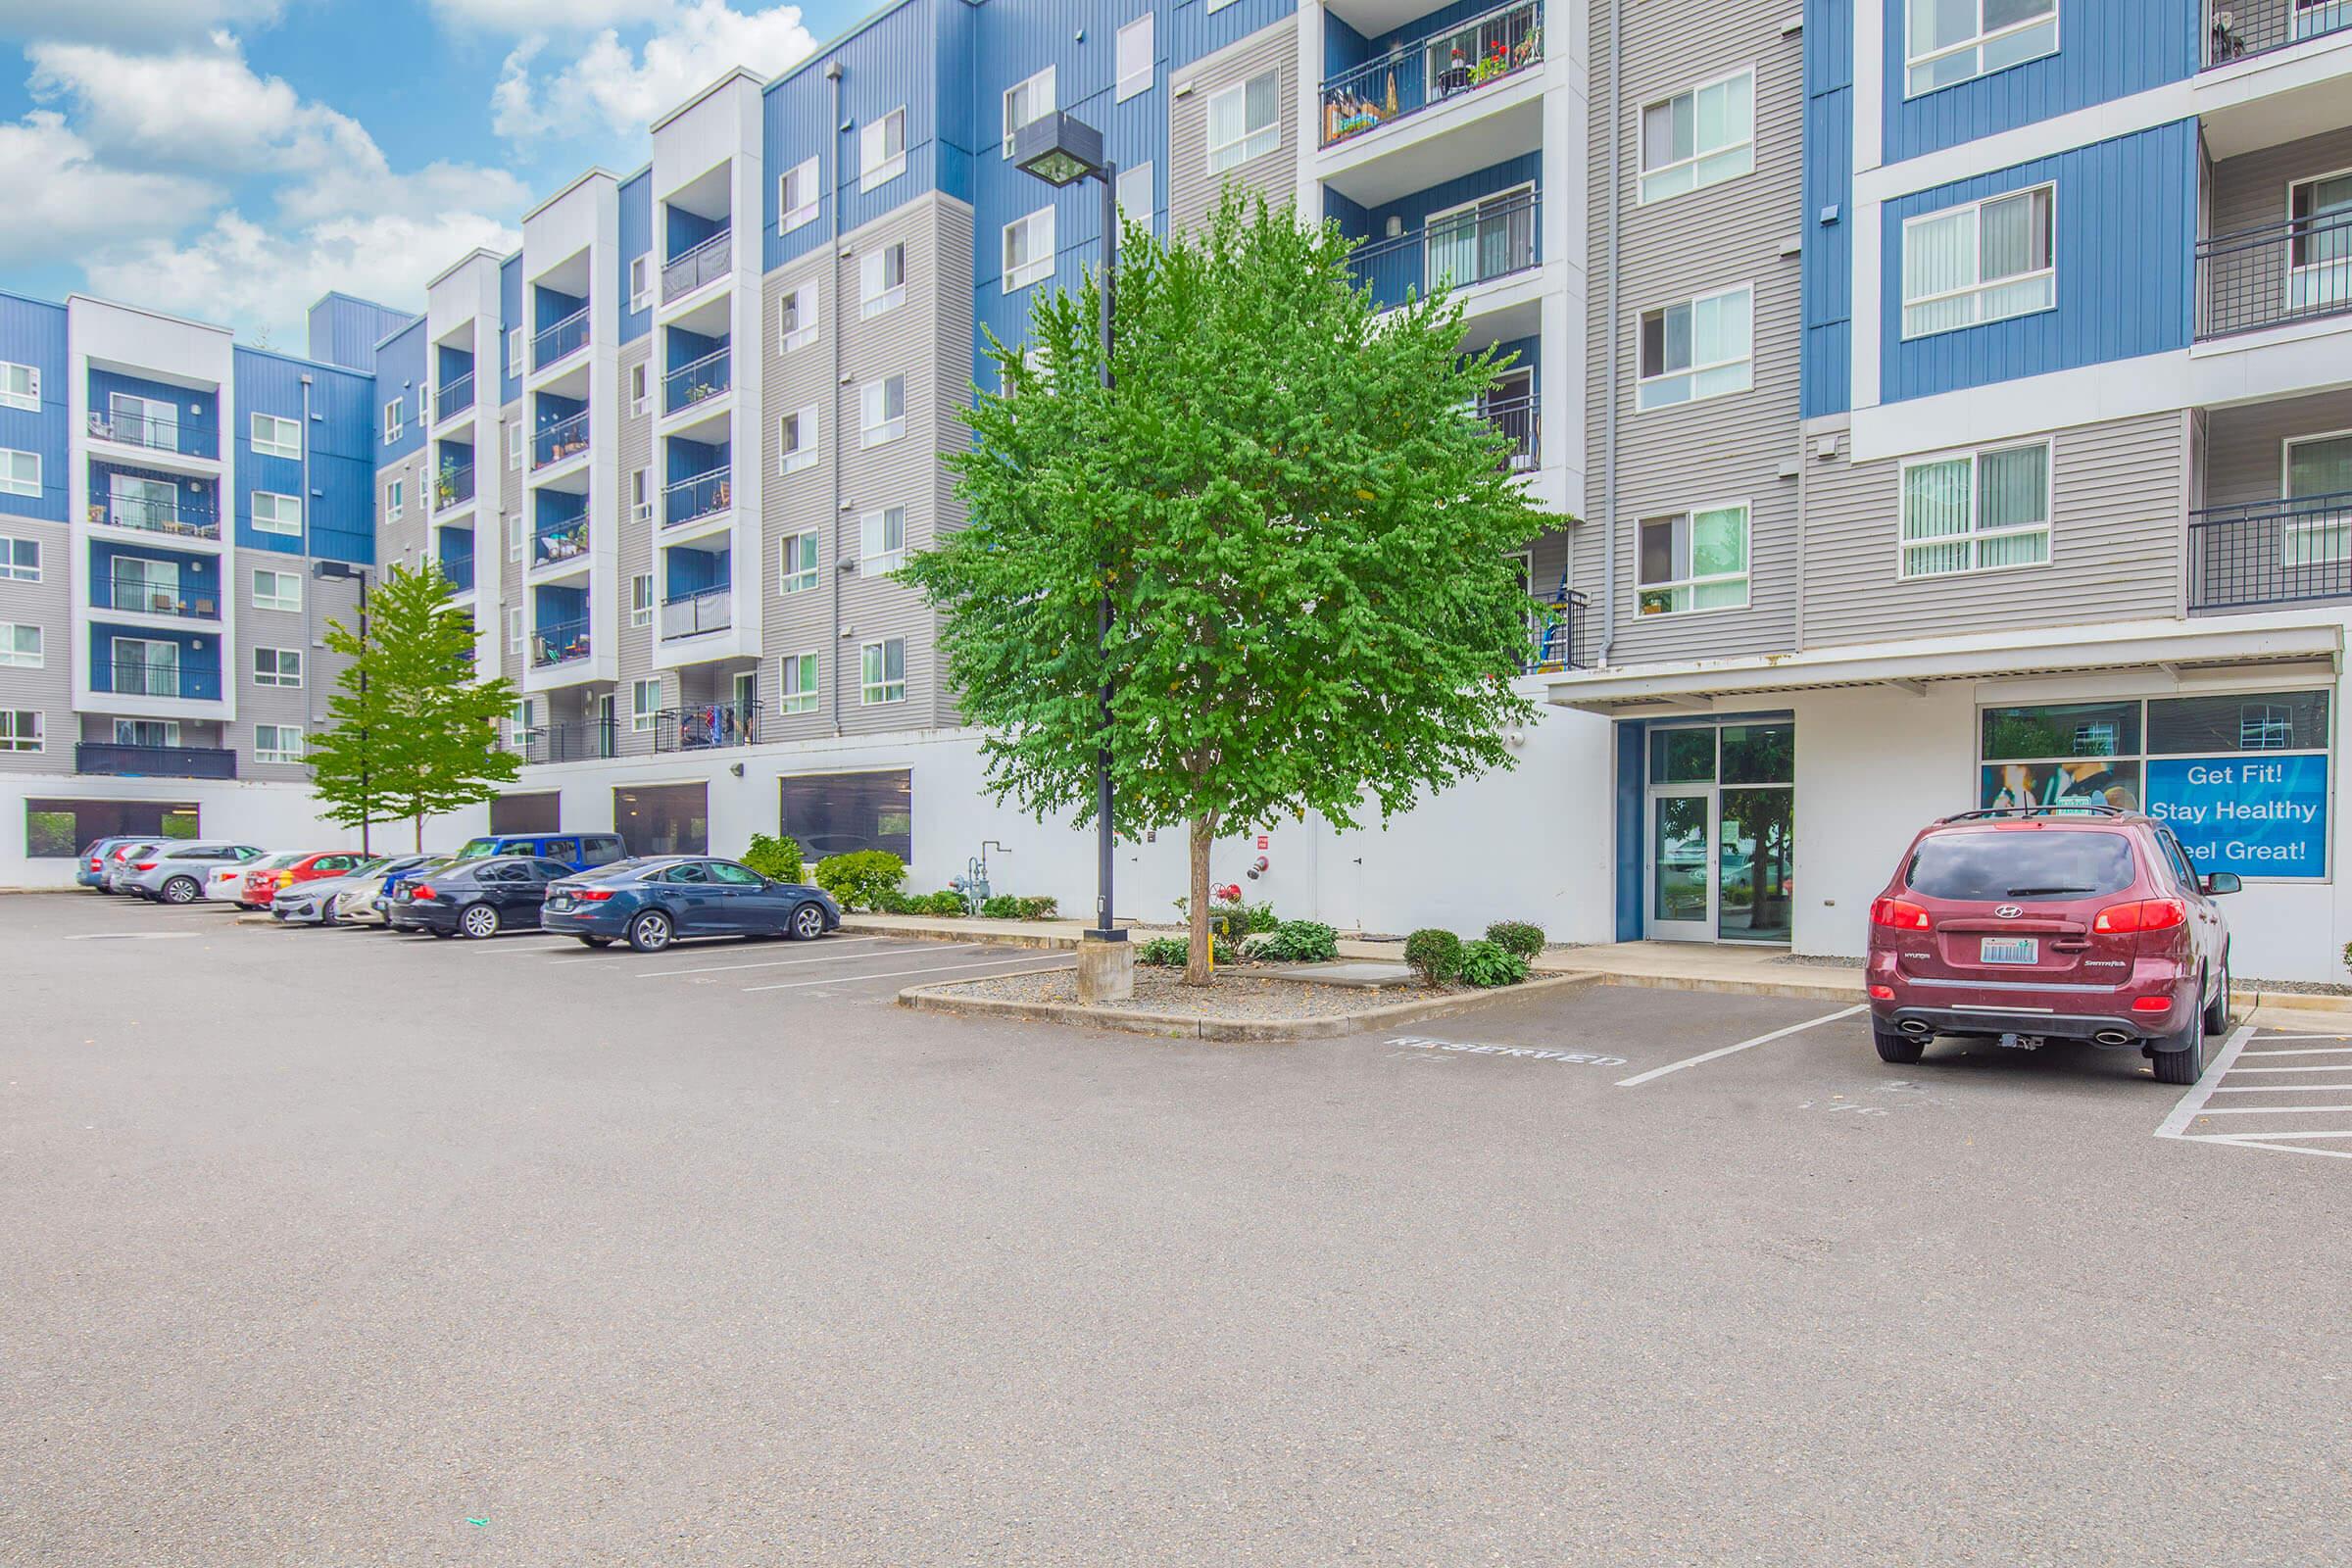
[8,891,2351,1565]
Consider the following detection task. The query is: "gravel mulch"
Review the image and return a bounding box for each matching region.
[2240,976,2352,997]
[1772,954,1865,970]
[925,963,1460,1021]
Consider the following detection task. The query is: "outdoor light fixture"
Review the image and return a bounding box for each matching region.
[1011,111,1106,188]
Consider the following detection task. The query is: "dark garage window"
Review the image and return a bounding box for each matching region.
[25,799,200,858]
[780,769,911,860]
[490,791,561,834]
[614,783,708,856]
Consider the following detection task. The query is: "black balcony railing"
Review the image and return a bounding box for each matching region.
[508,718,615,763]
[435,461,475,512]
[532,306,589,370]
[664,347,731,415]
[436,371,475,423]
[655,701,759,753]
[75,741,237,779]
[87,495,220,540]
[2205,0,2352,64]
[2187,491,2352,611]
[86,410,217,460]
[98,581,218,619]
[1483,392,1539,471]
[101,659,202,699]
[1527,588,1591,673]
[533,514,590,567]
[1348,190,1540,311]
[662,229,732,302]
[663,466,731,527]
[532,616,592,667]
[533,410,590,468]
[659,585,733,640]
[439,555,476,593]
[1320,0,1543,148]
[2197,209,2352,339]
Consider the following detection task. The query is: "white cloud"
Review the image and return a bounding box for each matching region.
[0,0,280,44]
[493,0,814,140]
[0,111,219,264]
[429,0,670,27]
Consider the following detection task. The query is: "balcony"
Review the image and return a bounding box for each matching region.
[2205,0,2352,64]
[1526,587,1591,673]
[1484,391,1539,472]
[439,554,476,593]
[531,616,592,668]
[663,466,731,528]
[1348,188,1541,309]
[436,371,475,423]
[533,514,591,568]
[85,409,217,461]
[85,493,220,541]
[533,410,591,469]
[655,701,759,753]
[659,585,733,641]
[1320,0,1543,150]
[2188,491,2352,611]
[435,461,476,513]
[98,659,206,700]
[662,229,732,302]
[532,306,589,371]
[97,581,219,620]
[2197,209,2352,338]
[74,741,237,780]
[508,719,614,763]
[664,347,731,415]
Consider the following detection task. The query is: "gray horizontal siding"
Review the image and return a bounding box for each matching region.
[1169,16,1298,235]
[2203,388,2352,511]
[2209,124,2352,235]
[0,519,71,774]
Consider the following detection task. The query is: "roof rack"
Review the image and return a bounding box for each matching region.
[1936,804,2130,823]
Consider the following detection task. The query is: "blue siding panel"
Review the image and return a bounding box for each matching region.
[88,538,220,609]
[1168,0,1291,70]
[232,347,374,564]
[619,169,655,346]
[1613,719,1645,943]
[373,319,427,466]
[1802,0,1854,417]
[88,621,221,700]
[1882,121,2197,403]
[0,292,69,523]
[89,369,220,461]
[305,293,418,372]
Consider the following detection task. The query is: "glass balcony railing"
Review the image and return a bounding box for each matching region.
[2197,209,2352,339]
[87,410,218,460]
[531,306,589,370]
[662,229,732,302]
[87,494,221,540]
[436,371,475,423]
[662,466,731,527]
[659,585,733,641]
[1347,189,1540,310]
[663,347,731,415]
[533,410,590,468]
[532,616,592,668]
[435,461,475,512]
[98,581,219,619]
[2205,0,2352,64]
[1320,0,1544,149]
[533,514,590,568]
[2188,491,2352,611]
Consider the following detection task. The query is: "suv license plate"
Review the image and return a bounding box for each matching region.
[1981,936,2038,965]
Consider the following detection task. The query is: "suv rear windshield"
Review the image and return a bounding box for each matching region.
[1907,830,2138,902]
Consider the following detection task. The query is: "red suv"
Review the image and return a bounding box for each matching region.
[1865,806,2236,1085]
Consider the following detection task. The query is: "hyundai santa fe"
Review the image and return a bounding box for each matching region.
[1865,806,2236,1085]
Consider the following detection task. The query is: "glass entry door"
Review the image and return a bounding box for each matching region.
[1717,786,1793,943]
[1643,721,1795,943]
[1647,788,1715,939]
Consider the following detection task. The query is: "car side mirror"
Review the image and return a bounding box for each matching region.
[2202,871,2242,896]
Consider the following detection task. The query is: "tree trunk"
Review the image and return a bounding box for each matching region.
[414,813,425,854]
[1184,813,1215,987]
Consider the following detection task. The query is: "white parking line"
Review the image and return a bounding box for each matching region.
[638,940,956,979]
[742,954,1071,994]
[2238,1046,2352,1056]
[2182,1103,2352,1114]
[2220,1063,2352,1073]
[2203,1138,2352,1163]
[2155,1024,2254,1139]
[2233,1035,2352,1043]
[1613,1004,1867,1089]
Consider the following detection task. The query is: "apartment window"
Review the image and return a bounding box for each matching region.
[0,449,38,498]
[1207,71,1280,174]
[1003,66,1055,159]
[1637,285,1753,410]
[2284,432,2352,565]
[0,361,35,412]
[860,506,906,574]
[1901,183,2055,338]
[0,535,37,582]
[0,710,38,753]
[508,605,524,652]
[506,420,523,470]
[861,375,906,447]
[1907,0,2058,97]
[253,647,303,688]
[860,637,906,705]
[1640,70,1755,203]
[628,253,652,313]
[1117,14,1153,100]
[1901,442,2051,577]
[386,478,405,521]
[251,413,301,460]
[2286,173,2352,310]
[628,362,648,417]
[382,398,404,443]
[860,108,906,192]
[116,717,179,748]
[252,491,303,537]
[1638,504,1750,615]
[632,677,662,732]
[1004,206,1054,292]
[630,572,654,628]
[507,512,525,561]
[779,283,817,352]
[781,527,818,593]
[779,156,820,232]
[1117,163,1154,232]
[255,724,303,764]
[630,466,652,523]
[253,568,300,612]
[0,622,40,667]
[779,408,817,474]
[779,651,818,714]
[861,243,907,318]
[507,326,524,377]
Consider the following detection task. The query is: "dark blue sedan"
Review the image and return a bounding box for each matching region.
[541,856,843,953]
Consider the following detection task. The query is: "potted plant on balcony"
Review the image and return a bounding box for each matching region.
[434,468,459,508]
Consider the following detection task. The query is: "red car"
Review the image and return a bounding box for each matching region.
[1866,806,2236,1085]
[237,851,369,909]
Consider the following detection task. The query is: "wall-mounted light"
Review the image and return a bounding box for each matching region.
[1385,216,1404,239]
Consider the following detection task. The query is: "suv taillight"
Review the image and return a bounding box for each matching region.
[1870,897,1931,930]
[133,861,157,872]
[2093,898,2185,935]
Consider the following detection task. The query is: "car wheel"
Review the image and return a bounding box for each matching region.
[459,903,501,940]
[790,903,825,941]
[1874,1022,1925,1064]
[2151,983,2207,1086]
[2203,959,2230,1036]
[628,910,673,953]
[162,876,200,905]
[578,936,612,950]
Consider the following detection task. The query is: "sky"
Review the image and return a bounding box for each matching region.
[0,0,869,349]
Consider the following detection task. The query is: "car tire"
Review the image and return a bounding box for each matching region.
[161,876,200,905]
[789,903,825,941]
[2151,983,2207,1086]
[578,936,612,950]
[2203,959,2230,1036]
[628,909,673,954]
[459,903,500,940]
[1874,1022,1925,1064]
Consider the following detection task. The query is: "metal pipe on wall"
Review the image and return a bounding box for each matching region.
[826,59,846,740]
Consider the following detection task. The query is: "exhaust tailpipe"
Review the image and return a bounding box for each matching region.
[1899,1018,1932,1037]
[2091,1029,2133,1047]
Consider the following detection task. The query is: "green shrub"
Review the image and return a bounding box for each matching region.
[1403,928,1464,987]
[1014,895,1058,920]
[741,833,805,884]
[1458,939,1529,989]
[1174,896,1278,936]
[870,887,914,914]
[912,891,966,916]
[1484,920,1545,960]
[1250,919,1340,963]
[1137,936,1189,966]
[980,893,1059,920]
[812,850,906,911]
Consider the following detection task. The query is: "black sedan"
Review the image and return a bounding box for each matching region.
[388,856,574,939]
[542,856,843,953]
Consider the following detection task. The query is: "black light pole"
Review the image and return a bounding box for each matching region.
[313,560,371,854]
[1013,111,1123,947]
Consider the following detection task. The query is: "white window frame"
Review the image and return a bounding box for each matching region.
[1905,0,2059,98]
[1206,71,1281,175]
[628,252,653,314]
[631,677,662,733]
[779,408,818,475]
[860,636,906,706]
[1422,182,1536,292]
[1004,206,1054,293]
[114,717,178,748]
[0,534,38,582]
[860,506,906,574]
[507,512,525,562]
[253,647,303,688]
[508,605,524,652]
[628,362,648,417]
[1636,502,1753,616]
[1635,284,1755,411]
[1897,440,2054,579]
[0,622,41,668]
[630,572,655,628]
[0,361,35,413]
[255,723,303,764]
[506,326,524,378]
[1899,182,2058,340]
[779,157,820,233]
[0,448,38,499]
[630,466,652,524]
[0,709,39,753]
[252,490,303,538]
[780,526,819,593]
[1003,66,1055,159]
[860,108,906,192]
[779,650,819,714]
[251,412,302,460]
[1116,162,1154,233]
[1117,15,1153,101]
[861,242,907,318]
[506,420,523,471]
[382,397,404,443]
[252,568,301,612]
[386,478,405,521]
[860,375,906,448]
[779,283,818,352]
[1638,67,1756,205]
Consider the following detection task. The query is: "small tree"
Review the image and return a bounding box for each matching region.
[307,563,521,851]
[907,189,1562,984]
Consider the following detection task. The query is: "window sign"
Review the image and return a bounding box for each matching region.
[2146,755,2328,879]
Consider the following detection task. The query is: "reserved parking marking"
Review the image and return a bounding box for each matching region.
[1614,1004,1866,1089]
[742,953,1071,994]
[1384,1035,1628,1067]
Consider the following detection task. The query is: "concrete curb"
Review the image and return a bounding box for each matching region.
[838,915,1082,952]
[896,969,1601,1041]
[1570,969,1863,1004]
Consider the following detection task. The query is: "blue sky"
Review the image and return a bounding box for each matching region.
[0,0,867,346]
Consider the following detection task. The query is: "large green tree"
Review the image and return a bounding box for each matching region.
[307,563,521,851]
[906,189,1563,983]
